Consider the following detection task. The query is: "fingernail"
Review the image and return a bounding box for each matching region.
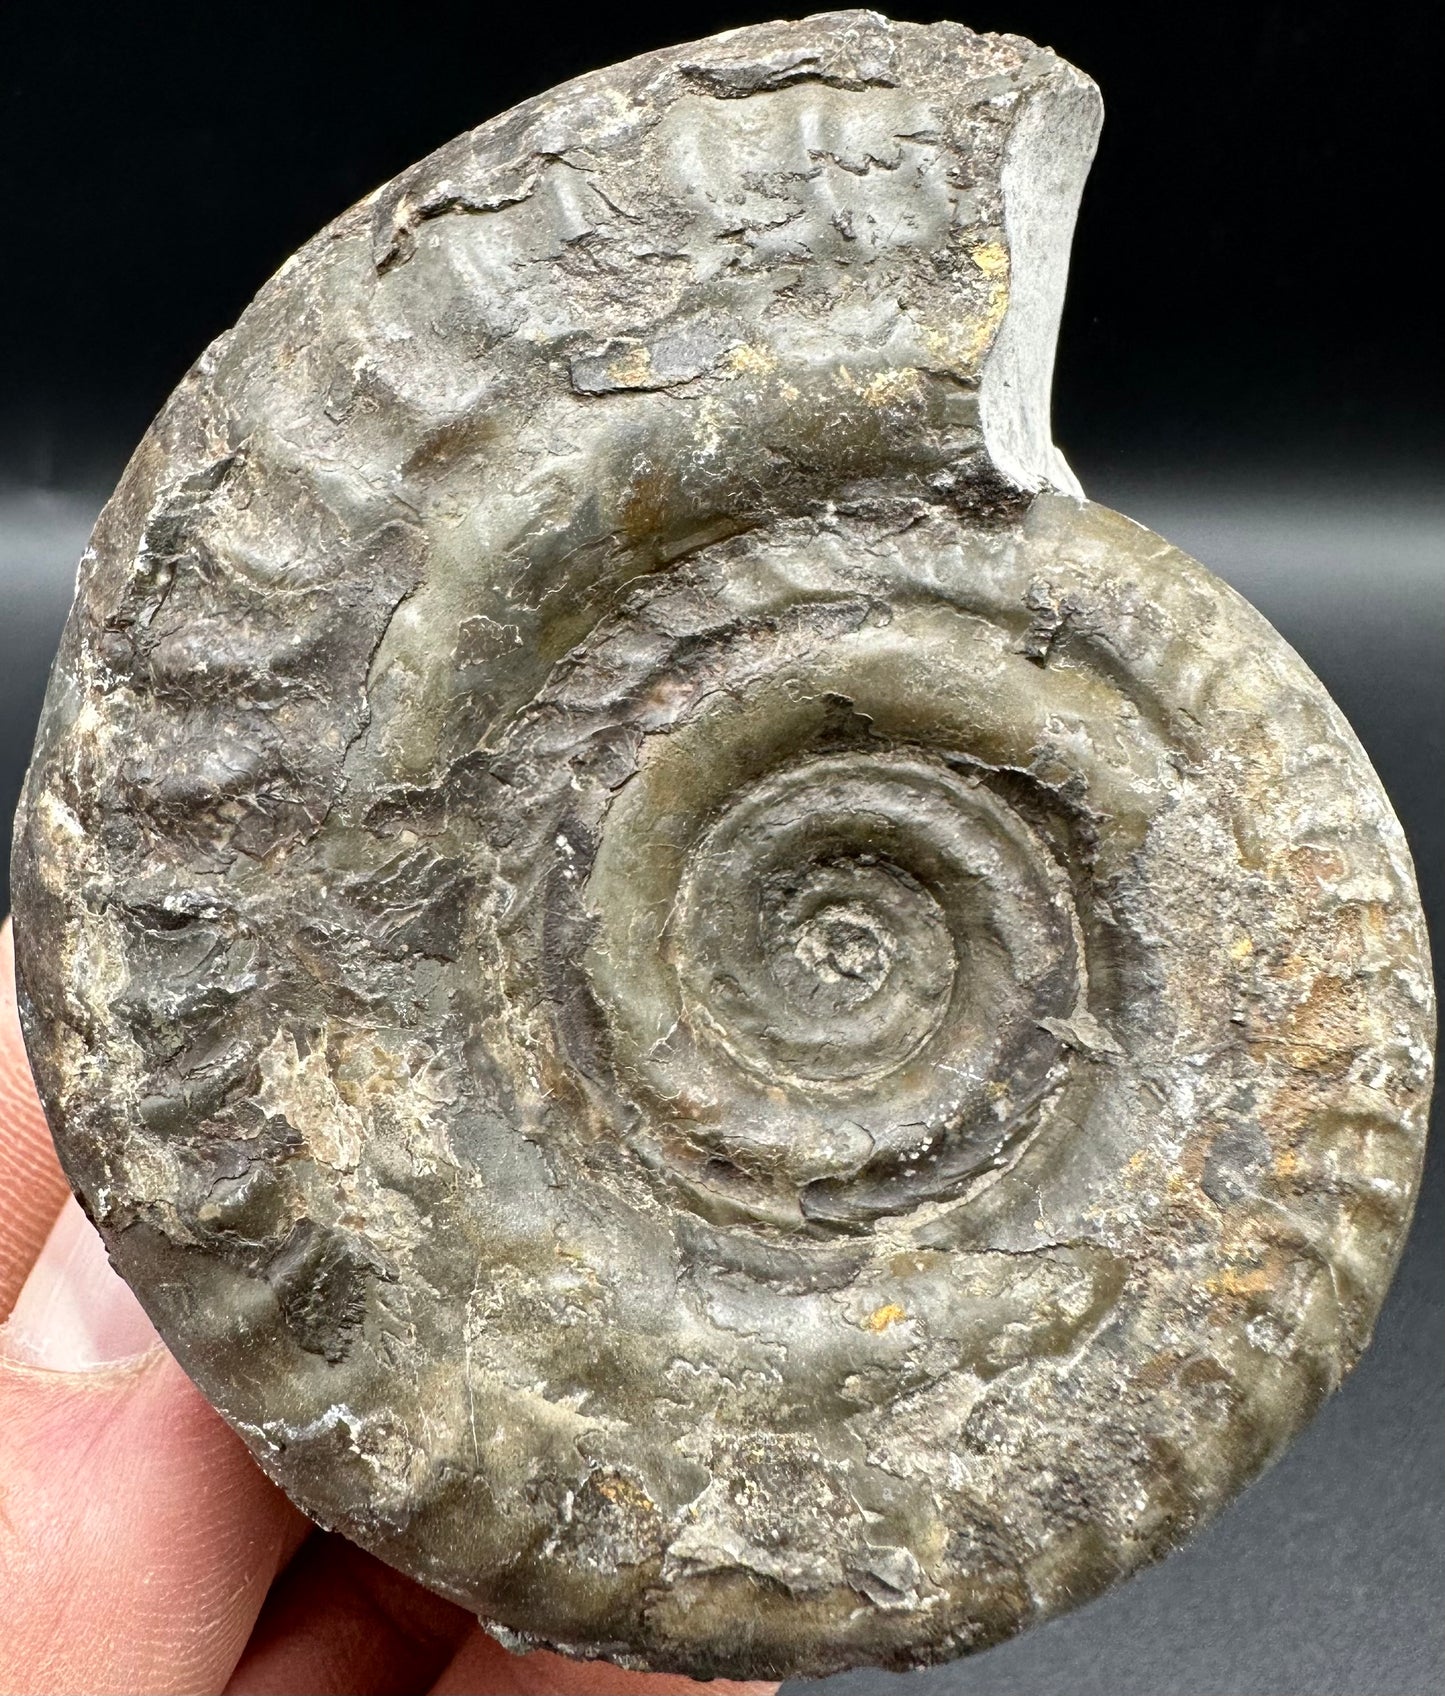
[0,1196,161,1369]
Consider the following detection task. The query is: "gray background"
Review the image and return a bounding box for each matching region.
[1,3,1439,1692]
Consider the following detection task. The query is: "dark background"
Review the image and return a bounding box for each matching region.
[1,4,1439,1692]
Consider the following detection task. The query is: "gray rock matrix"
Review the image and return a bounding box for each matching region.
[11,12,1434,1681]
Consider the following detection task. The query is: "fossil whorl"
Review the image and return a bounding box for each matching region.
[11,12,1434,1681]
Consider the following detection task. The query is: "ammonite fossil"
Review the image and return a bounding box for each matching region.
[11,12,1434,1682]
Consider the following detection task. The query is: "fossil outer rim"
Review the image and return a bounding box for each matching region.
[11,11,1436,1682]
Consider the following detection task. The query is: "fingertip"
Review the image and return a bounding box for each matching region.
[1,1196,161,1369]
[224,1533,471,1696]
[0,1207,308,1695]
[0,916,71,1316]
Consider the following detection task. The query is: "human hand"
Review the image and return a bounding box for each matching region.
[0,920,778,1696]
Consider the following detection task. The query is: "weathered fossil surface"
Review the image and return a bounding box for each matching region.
[11,11,1435,1682]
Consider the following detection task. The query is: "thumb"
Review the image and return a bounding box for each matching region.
[0,1197,306,1696]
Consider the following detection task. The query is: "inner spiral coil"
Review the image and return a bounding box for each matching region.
[484,528,1136,1232]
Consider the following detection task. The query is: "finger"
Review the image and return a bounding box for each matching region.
[0,1196,310,1696]
[0,918,70,1314]
[428,1628,779,1696]
[225,1532,474,1696]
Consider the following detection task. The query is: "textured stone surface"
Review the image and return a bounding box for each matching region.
[10,12,1435,1682]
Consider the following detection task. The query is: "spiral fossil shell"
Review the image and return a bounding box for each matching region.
[11,11,1435,1681]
